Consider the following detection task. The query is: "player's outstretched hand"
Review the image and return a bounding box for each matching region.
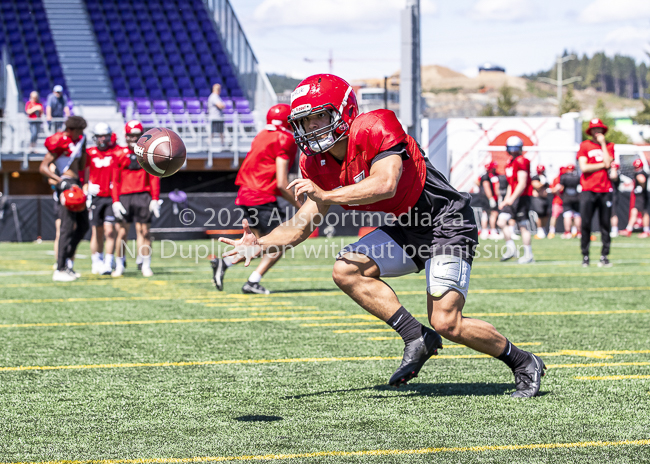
[219,219,262,266]
[287,178,326,203]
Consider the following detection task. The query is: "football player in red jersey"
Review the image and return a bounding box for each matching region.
[577,119,614,267]
[211,104,301,294]
[112,120,161,277]
[610,161,621,237]
[547,167,566,238]
[530,165,550,239]
[218,74,545,397]
[497,136,534,264]
[86,123,121,275]
[478,161,500,240]
[39,116,89,282]
[620,158,650,238]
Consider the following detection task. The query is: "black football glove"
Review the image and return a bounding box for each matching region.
[56,179,73,193]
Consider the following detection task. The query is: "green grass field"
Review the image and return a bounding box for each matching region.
[1,236,649,463]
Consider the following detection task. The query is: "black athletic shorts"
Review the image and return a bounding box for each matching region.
[563,199,580,214]
[120,191,152,224]
[511,195,531,225]
[238,201,287,236]
[89,196,116,227]
[634,192,648,213]
[211,120,224,134]
[530,196,550,217]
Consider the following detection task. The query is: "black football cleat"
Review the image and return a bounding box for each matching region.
[582,255,589,267]
[598,256,612,268]
[511,353,546,398]
[211,258,227,291]
[242,281,270,294]
[389,327,443,387]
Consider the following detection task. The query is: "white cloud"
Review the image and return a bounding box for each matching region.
[469,0,536,21]
[251,0,437,30]
[604,26,650,45]
[579,0,650,23]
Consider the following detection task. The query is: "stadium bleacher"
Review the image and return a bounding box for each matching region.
[84,0,254,125]
[0,0,68,102]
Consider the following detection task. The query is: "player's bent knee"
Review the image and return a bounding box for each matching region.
[332,259,361,288]
[433,319,461,341]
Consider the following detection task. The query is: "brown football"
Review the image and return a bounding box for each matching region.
[134,127,186,177]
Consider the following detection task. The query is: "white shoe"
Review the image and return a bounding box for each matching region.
[518,255,535,264]
[91,262,102,275]
[100,264,113,276]
[611,230,619,238]
[480,230,489,240]
[111,267,124,277]
[141,267,154,277]
[512,234,521,241]
[53,269,77,282]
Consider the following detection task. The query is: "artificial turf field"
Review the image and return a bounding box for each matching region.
[0,237,649,463]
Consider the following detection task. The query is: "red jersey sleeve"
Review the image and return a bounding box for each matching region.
[44,133,63,156]
[149,174,161,201]
[351,110,407,165]
[278,131,298,167]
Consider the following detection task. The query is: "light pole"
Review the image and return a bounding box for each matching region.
[400,0,421,142]
[538,54,582,110]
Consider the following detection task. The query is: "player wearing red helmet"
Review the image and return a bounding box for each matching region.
[478,161,500,240]
[211,103,300,294]
[86,122,122,275]
[621,158,650,238]
[530,164,550,239]
[578,119,614,266]
[39,116,89,281]
[218,74,545,397]
[112,120,161,277]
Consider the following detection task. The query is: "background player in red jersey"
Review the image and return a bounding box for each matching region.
[478,161,500,240]
[86,123,121,275]
[497,136,534,263]
[211,104,301,294]
[39,116,88,281]
[530,165,550,239]
[620,159,650,238]
[577,119,614,267]
[219,74,545,397]
[609,161,621,237]
[559,164,582,239]
[112,120,161,277]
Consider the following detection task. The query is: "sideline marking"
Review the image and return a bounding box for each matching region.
[1,352,648,373]
[576,374,650,380]
[2,439,649,463]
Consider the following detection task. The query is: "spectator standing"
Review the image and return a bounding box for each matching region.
[25,91,43,153]
[46,85,70,133]
[208,83,226,146]
[577,118,614,267]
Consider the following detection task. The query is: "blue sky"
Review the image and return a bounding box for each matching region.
[231,0,650,80]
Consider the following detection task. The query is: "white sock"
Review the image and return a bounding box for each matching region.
[66,258,74,269]
[142,255,151,270]
[571,226,577,235]
[549,226,555,234]
[115,260,124,271]
[524,245,533,256]
[611,226,618,233]
[645,227,650,233]
[223,256,234,267]
[626,226,633,231]
[248,271,262,283]
[104,254,115,268]
[91,252,102,265]
[490,228,498,235]
[506,239,515,250]
[136,254,144,265]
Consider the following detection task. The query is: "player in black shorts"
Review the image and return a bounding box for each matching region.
[531,165,550,239]
[621,159,650,237]
[478,162,500,240]
[559,165,581,239]
[610,161,621,237]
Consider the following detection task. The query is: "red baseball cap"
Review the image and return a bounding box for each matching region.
[586,118,608,135]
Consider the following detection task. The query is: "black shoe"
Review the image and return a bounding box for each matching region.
[242,281,270,295]
[511,353,546,398]
[211,258,227,291]
[598,256,612,268]
[389,327,443,387]
[582,255,589,267]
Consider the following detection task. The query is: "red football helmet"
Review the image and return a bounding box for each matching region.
[267,103,291,131]
[288,74,359,155]
[485,161,498,172]
[125,120,144,135]
[60,185,86,212]
[566,164,576,172]
[633,159,644,171]
[536,165,546,175]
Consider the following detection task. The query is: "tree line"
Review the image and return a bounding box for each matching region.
[524,51,649,100]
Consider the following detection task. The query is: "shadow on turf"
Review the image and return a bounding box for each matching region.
[270,288,338,294]
[283,383,549,399]
[235,415,283,422]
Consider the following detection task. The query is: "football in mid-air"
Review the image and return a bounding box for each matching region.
[134,127,186,177]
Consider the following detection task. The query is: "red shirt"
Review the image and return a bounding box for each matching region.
[235,126,297,206]
[44,132,86,179]
[112,146,160,201]
[505,155,532,197]
[87,145,121,197]
[25,101,43,119]
[300,110,426,216]
[577,139,614,193]
[551,176,563,205]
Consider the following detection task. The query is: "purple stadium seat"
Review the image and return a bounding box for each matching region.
[153,100,169,114]
[170,100,185,114]
[150,88,164,99]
